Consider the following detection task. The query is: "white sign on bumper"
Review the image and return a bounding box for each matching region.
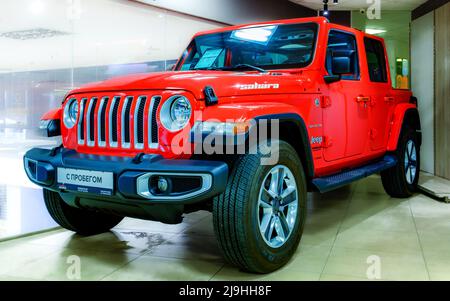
[57,168,114,196]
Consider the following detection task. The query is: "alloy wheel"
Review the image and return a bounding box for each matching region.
[257,165,299,248]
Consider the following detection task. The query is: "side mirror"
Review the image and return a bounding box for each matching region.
[324,56,351,84]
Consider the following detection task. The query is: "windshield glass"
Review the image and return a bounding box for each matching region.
[176,22,318,71]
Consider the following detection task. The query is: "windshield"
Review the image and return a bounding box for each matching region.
[176,22,318,71]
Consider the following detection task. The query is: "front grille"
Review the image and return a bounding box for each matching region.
[78,94,161,150]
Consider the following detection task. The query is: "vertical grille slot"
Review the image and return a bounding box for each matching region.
[149,96,161,148]
[134,96,147,149]
[86,97,98,147]
[77,98,87,144]
[121,96,133,148]
[97,97,109,147]
[109,96,120,147]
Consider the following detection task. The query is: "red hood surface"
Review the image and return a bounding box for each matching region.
[68,70,319,100]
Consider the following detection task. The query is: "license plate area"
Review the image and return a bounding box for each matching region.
[57,168,114,196]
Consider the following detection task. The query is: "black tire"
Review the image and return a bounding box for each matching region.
[381,128,420,198]
[213,141,307,273]
[43,189,123,236]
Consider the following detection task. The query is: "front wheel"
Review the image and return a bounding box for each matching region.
[213,141,307,273]
[381,128,420,198]
[43,189,123,236]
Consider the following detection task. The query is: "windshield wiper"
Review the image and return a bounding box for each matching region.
[226,64,267,73]
[193,67,224,71]
[193,64,267,73]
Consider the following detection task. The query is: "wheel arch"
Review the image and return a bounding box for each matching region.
[254,113,315,180]
[387,105,422,152]
[41,107,62,120]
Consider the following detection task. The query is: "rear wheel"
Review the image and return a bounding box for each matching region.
[381,128,420,198]
[43,189,123,235]
[213,141,307,273]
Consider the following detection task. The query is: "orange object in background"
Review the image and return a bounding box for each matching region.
[396,74,409,89]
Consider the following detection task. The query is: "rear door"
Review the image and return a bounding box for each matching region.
[363,37,392,151]
[323,30,369,161]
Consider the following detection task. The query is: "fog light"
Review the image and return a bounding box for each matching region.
[157,177,169,192]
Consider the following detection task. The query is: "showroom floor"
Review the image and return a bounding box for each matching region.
[0,175,449,281]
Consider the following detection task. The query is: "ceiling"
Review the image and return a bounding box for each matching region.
[290,0,428,11]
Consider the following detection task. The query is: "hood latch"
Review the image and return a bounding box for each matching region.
[204,86,218,106]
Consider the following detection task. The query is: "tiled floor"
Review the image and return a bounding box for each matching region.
[1,175,450,281]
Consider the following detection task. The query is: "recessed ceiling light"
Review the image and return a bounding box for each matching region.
[365,28,386,35]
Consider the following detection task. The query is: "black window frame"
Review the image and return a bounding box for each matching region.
[364,37,388,83]
[325,29,360,81]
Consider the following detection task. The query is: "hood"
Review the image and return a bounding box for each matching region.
[69,70,319,100]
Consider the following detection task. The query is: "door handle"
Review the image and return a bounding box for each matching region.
[356,96,371,103]
[384,96,395,103]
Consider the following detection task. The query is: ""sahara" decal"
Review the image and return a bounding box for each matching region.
[238,82,280,90]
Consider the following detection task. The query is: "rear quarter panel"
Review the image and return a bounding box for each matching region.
[387,90,416,152]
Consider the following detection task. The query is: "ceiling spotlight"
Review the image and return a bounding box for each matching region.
[365,28,386,35]
[322,0,329,16]
[323,4,329,16]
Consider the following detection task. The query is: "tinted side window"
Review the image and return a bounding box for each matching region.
[364,38,388,83]
[326,30,359,80]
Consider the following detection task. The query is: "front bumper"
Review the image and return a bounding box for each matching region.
[23,147,228,222]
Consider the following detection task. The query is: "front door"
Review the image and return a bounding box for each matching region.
[323,30,369,162]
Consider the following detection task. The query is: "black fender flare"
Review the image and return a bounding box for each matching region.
[402,108,422,147]
[254,113,315,180]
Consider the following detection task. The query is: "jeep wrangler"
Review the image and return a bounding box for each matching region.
[24,17,421,273]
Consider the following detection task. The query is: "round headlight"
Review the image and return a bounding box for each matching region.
[170,97,191,127]
[160,96,192,131]
[63,99,79,129]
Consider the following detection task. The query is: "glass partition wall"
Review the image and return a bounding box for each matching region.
[0,0,222,239]
[352,10,411,89]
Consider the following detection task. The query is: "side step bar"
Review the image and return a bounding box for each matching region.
[312,155,398,193]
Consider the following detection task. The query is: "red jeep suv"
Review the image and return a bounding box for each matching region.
[24,17,421,273]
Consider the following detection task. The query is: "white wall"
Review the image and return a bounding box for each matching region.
[411,11,434,174]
